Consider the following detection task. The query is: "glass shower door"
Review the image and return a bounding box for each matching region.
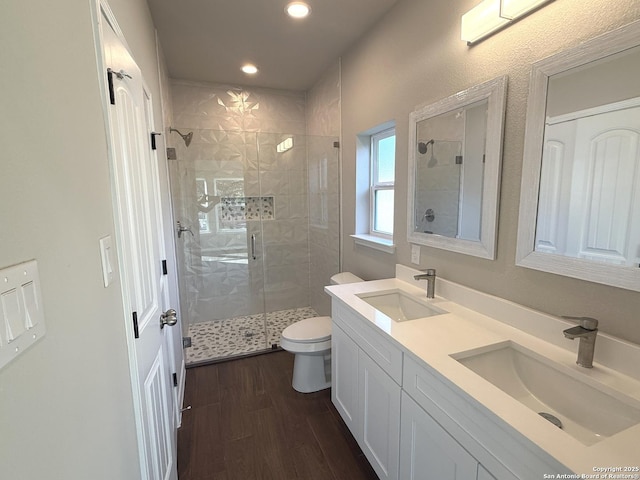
[170,130,269,365]
[169,129,340,365]
[256,132,316,347]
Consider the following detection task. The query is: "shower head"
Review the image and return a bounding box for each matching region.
[170,127,193,147]
[417,139,434,155]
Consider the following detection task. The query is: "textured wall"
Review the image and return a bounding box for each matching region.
[171,80,306,134]
[340,0,640,343]
[306,62,342,315]
[306,61,341,137]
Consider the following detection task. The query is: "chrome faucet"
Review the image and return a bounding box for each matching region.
[562,316,598,368]
[414,268,436,299]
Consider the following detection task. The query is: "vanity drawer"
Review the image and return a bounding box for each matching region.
[332,302,403,384]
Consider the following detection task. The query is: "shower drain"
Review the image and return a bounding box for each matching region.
[538,412,563,429]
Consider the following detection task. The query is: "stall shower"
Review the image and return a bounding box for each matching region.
[168,127,340,365]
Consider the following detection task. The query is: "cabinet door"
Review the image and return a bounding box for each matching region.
[400,392,478,480]
[332,324,360,434]
[477,465,496,480]
[359,350,401,480]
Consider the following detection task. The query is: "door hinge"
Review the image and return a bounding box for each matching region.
[150,132,162,150]
[162,259,168,275]
[132,311,139,339]
[107,69,115,105]
[172,372,178,387]
[455,155,463,165]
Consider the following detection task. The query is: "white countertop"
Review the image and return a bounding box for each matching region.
[325,265,640,476]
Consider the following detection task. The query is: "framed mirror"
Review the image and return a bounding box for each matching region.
[408,76,507,259]
[516,20,640,291]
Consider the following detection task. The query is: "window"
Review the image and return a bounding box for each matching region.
[370,128,395,237]
[352,122,396,253]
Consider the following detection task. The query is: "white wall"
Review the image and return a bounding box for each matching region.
[340,0,640,343]
[0,0,170,478]
[547,45,640,117]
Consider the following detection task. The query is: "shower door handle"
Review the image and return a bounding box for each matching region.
[251,234,257,260]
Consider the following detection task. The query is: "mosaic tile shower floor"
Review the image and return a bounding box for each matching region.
[186,307,319,365]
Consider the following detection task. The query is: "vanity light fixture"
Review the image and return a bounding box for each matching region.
[285,2,311,19]
[461,0,554,45]
[241,63,258,75]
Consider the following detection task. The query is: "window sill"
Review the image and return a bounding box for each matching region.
[350,234,396,254]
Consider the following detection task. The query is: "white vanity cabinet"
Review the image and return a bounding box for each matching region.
[332,303,402,480]
[330,295,567,480]
[358,348,401,480]
[400,391,478,480]
[403,355,555,480]
[331,320,359,433]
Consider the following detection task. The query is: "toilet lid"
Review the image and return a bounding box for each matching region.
[281,316,331,343]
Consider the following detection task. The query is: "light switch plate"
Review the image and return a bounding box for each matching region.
[411,244,421,265]
[99,235,115,287]
[0,260,46,370]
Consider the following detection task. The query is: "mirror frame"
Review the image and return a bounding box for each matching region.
[407,75,507,259]
[516,20,640,291]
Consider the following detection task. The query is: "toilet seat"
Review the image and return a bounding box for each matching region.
[281,316,331,353]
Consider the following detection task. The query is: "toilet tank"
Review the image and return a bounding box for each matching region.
[330,272,364,285]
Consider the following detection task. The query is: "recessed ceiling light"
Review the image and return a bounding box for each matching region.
[286,2,311,19]
[241,64,258,75]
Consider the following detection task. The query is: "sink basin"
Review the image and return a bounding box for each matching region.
[356,289,446,322]
[453,341,640,445]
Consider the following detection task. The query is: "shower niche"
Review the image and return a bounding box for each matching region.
[168,129,339,365]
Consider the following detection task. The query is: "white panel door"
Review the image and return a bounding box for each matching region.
[568,106,640,264]
[358,350,401,480]
[537,121,577,254]
[399,392,477,480]
[100,8,178,480]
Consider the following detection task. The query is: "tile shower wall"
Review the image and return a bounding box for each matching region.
[306,62,342,316]
[414,141,463,237]
[169,80,314,329]
[171,80,306,134]
[414,112,464,239]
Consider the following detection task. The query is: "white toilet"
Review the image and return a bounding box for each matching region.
[280,272,363,393]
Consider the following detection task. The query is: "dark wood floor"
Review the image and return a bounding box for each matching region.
[178,350,379,480]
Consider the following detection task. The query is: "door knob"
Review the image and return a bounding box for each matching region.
[160,309,178,328]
